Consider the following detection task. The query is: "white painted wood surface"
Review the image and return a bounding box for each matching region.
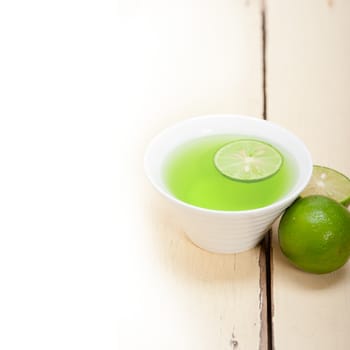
[0,1,266,349]
[268,0,350,348]
[2,0,349,349]
[118,1,266,348]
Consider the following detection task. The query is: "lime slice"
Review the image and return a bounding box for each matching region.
[214,139,283,181]
[301,165,350,206]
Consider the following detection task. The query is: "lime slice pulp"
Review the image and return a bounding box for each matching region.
[301,165,350,206]
[214,139,283,181]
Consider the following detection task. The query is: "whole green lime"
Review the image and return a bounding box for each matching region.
[278,195,350,274]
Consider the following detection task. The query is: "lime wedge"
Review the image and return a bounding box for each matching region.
[214,139,283,181]
[301,165,350,206]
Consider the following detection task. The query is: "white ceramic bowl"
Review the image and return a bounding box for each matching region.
[144,115,312,253]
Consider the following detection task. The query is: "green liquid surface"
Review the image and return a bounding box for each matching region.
[163,135,297,211]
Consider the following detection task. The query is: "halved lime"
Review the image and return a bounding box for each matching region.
[301,165,350,206]
[214,139,283,181]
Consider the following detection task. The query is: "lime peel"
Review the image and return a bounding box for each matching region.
[278,195,350,274]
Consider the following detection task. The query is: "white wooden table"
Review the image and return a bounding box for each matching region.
[0,1,349,349]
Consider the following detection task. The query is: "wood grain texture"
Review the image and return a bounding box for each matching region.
[267,1,350,348]
[117,0,265,348]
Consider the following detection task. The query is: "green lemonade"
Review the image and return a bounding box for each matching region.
[163,135,297,211]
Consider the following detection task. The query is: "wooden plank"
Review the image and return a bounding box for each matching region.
[117,1,265,348]
[0,1,265,349]
[267,0,350,349]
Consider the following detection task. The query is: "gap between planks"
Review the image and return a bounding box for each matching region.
[259,232,273,350]
[259,0,274,349]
